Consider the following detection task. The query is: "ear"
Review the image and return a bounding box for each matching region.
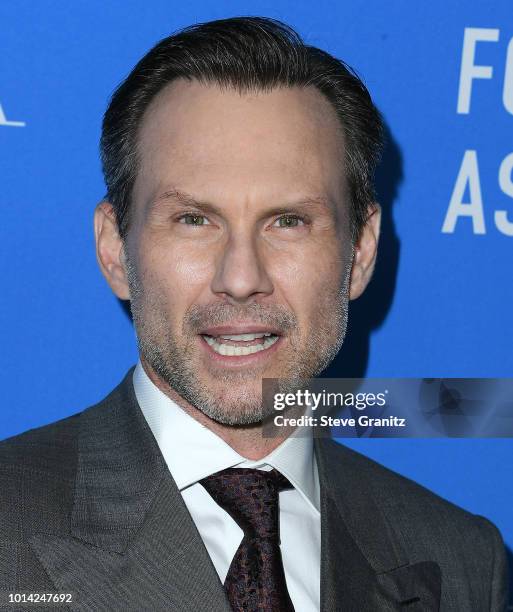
[349,203,381,300]
[94,201,130,300]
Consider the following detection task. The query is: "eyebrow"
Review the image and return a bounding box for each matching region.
[149,188,335,216]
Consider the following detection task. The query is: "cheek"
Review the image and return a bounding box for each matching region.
[173,249,214,285]
[135,241,215,332]
[271,246,346,329]
[141,238,214,290]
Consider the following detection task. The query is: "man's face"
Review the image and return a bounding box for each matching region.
[123,79,354,425]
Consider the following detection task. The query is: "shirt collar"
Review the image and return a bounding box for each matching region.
[132,361,320,513]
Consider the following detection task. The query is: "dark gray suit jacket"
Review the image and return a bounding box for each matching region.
[0,368,509,611]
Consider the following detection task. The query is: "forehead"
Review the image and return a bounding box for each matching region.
[133,78,346,210]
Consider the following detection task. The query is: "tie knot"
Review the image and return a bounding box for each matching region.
[200,468,292,540]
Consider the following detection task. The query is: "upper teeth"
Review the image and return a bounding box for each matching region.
[218,333,272,341]
[202,333,279,356]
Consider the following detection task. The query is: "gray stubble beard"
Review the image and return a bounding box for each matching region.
[125,252,352,426]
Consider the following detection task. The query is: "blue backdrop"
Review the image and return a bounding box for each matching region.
[1,0,511,593]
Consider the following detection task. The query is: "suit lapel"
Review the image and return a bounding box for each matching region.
[315,437,441,611]
[29,369,231,612]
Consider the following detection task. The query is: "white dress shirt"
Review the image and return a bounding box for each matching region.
[133,361,321,611]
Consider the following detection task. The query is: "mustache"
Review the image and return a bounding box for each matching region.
[185,302,297,334]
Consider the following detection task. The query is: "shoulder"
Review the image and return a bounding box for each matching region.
[320,437,477,511]
[0,414,81,539]
[318,438,507,557]
[0,412,80,478]
[0,367,136,478]
[318,439,509,608]
[0,368,137,541]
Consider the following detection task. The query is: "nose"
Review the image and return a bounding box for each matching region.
[210,232,274,304]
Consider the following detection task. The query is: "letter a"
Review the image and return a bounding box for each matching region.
[442,150,486,234]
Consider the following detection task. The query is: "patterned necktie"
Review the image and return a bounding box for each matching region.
[200,467,295,612]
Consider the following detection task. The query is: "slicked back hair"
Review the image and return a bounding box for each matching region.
[100,16,384,242]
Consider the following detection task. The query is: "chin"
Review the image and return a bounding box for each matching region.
[199,402,268,427]
[215,388,263,408]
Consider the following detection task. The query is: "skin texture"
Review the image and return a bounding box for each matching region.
[95,79,380,459]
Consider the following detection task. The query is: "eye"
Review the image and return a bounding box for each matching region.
[273,215,306,228]
[177,213,211,226]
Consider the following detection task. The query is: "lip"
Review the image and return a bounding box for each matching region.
[199,324,282,336]
[198,333,284,366]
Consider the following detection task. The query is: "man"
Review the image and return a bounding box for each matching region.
[0,16,508,612]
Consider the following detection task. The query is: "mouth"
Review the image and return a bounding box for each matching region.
[201,332,280,356]
[198,325,283,362]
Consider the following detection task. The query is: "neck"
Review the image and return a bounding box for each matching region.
[140,357,291,460]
